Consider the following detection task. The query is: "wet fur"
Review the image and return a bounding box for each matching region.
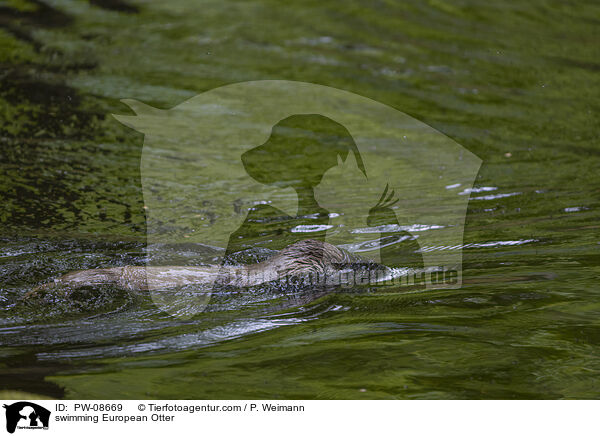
[26,240,384,299]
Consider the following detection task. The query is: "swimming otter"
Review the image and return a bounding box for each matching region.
[26,240,389,299]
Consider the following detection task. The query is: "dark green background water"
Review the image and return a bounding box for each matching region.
[1,0,599,399]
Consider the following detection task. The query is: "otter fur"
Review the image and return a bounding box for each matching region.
[26,240,388,299]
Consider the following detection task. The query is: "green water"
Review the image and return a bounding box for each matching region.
[1,0,599,399]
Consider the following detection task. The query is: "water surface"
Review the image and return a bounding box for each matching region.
[0,0,599,399]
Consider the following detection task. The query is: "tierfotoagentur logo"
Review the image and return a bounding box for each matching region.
[114,80,481,318]
[3,402,50,434]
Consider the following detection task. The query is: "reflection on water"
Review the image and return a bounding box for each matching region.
[1,0,599,399]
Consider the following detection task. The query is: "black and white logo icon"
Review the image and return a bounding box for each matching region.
[3,402,50,434]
